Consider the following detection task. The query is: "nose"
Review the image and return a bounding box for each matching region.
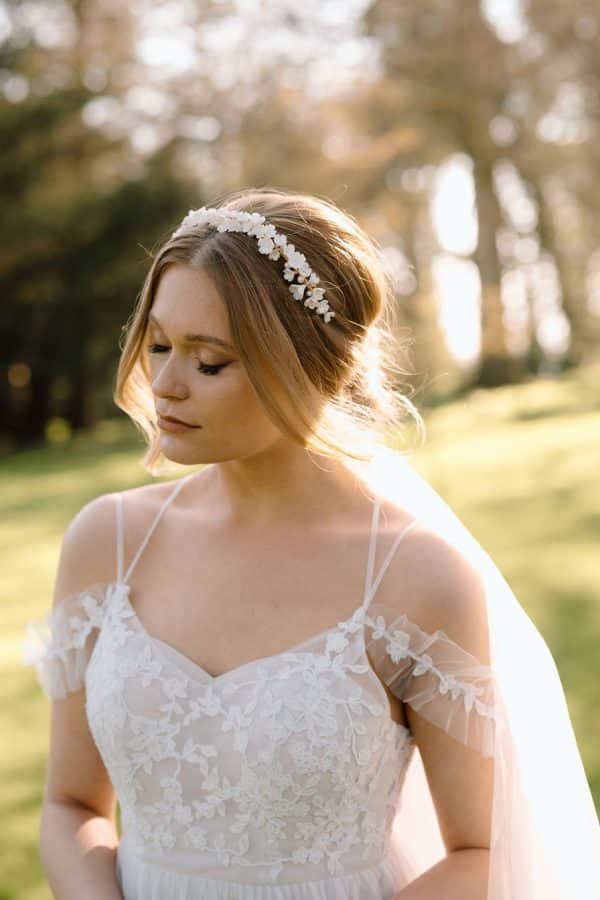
[151,352,189,400]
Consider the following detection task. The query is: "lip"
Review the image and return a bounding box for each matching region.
[158,415,200,432]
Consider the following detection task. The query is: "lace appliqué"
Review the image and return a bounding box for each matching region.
[84,584,414,883]
[22,582,110,700]
[359,605,502,756]
[24,583,502,883]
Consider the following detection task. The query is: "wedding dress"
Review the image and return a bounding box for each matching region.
[22,448,600,898]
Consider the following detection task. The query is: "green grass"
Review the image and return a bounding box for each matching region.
[2,362,599,898]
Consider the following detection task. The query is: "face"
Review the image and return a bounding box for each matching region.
[146,263,283,466]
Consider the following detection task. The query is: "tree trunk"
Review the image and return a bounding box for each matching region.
[472,158,522,386]
[21,367,51,443]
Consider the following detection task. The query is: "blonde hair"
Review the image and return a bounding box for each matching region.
[114,187,425,476]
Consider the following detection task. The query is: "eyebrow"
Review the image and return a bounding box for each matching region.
[148,313,235,351]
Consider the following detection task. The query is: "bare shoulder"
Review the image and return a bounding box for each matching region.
[119,470,211,532]
[114,471,218,565]
[116,477,174,516]
[52,491,121,607]
[378,503,490,663]
[53,478,186,606]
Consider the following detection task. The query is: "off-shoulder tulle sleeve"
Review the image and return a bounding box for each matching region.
[363,603,500,757]
[21,582,111,700]
[344,447,600,897]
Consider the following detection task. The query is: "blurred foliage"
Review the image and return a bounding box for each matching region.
[0,80,195,445]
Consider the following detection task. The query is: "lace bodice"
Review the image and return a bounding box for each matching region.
[22,473,500,891]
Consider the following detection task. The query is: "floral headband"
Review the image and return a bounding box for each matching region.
[171,206,336,324]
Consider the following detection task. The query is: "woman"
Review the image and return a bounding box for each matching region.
[23,188,600,899]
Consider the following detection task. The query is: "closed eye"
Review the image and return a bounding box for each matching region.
[146,343,228,376]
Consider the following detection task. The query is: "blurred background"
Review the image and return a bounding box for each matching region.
[2,1,599,897]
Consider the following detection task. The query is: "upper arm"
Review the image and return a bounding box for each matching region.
[43,493,119,820]
[400,526,494,854]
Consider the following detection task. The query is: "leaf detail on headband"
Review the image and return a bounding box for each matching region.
[171,207,336,324]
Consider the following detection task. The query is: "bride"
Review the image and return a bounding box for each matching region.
[24,188,600,899]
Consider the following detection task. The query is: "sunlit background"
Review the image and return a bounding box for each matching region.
[2,2,599,897]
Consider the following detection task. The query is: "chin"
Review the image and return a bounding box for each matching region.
[158,442,203,464]
[159,439,225,466]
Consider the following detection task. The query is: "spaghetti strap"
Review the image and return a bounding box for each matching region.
[115,475,193,586]
[362,494,381,610]
[360,496,419,613]
[115,492,124,583]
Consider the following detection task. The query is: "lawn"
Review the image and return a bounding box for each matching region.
[2,362,599,898]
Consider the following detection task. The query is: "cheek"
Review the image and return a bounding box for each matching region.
[219,372,265,418]
[198,369,284,452]
[198,369,266,420]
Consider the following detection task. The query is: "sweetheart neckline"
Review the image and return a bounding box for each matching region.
[114,579,370,684]
[109,580,412,738]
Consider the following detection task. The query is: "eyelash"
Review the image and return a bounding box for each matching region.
[145,343,227,376]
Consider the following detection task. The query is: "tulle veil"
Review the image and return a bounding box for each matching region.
[346,444,600,899]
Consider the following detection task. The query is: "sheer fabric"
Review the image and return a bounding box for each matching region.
[22,448,600,898]
[348,447,600,898]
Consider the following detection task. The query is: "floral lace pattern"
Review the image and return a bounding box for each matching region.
[84,582,414,883]
[362,604,501,756]
[22,482,501,889]
[23,580,500,885]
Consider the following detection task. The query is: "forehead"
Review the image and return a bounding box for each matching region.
[150,264,230,338]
